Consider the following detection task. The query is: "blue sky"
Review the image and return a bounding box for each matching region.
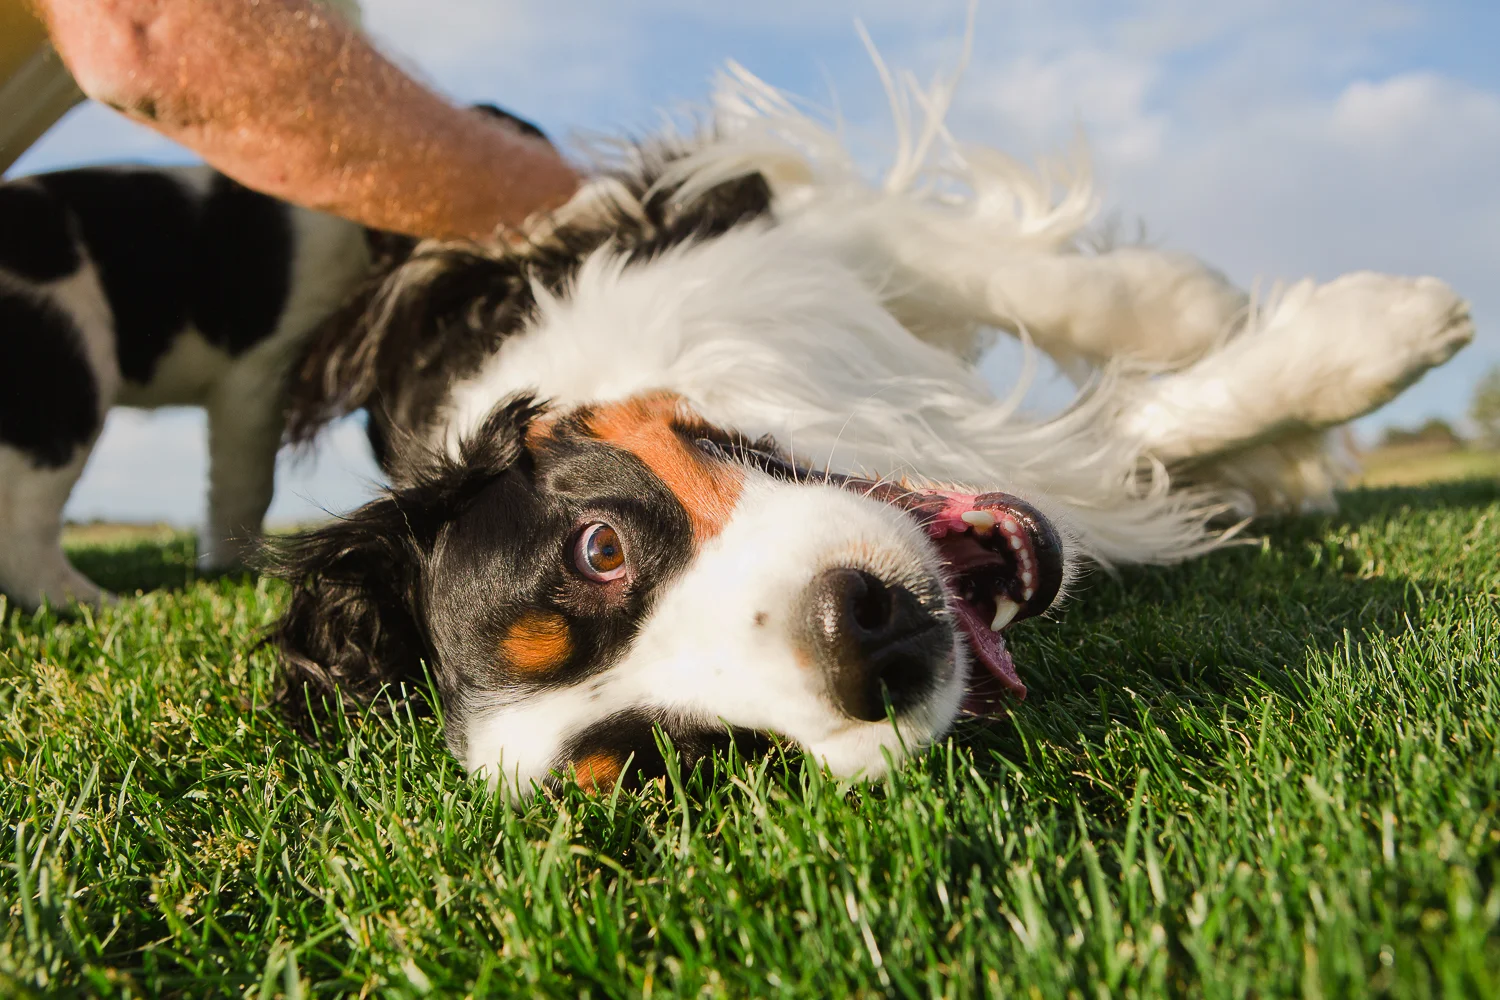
[10,0,1498,526]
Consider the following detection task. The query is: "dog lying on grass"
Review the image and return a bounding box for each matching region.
[265,63,1472,795]
[0,62,1470,795]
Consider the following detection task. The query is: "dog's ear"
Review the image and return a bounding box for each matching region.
[262,497,433,731]
[265,395,545,731]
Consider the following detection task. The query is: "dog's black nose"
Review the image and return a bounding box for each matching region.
[800,568,945,722]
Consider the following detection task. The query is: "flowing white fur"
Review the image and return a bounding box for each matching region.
[466,54,1471,572]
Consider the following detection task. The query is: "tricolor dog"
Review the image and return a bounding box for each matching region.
[0,63,1471,795]
[266,64,1472,795]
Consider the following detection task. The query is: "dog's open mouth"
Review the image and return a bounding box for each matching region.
[846,482,1064,715]
[915,490,1063,713]
[695,436,1064,713]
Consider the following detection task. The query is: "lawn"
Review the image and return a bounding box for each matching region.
[3,480,1499,998]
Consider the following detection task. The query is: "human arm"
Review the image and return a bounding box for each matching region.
[32,0,580,239]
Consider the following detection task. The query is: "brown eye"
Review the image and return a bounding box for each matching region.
[573,523,627,581]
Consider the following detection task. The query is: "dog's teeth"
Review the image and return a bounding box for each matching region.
[990,595,1020,631]
[961,510,996,534]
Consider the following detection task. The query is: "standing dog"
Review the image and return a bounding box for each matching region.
[0,165,370,607]
[264,64,1473,794]
[0,106,543,609]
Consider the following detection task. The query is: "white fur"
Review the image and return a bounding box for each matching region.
[441,60,1473,579]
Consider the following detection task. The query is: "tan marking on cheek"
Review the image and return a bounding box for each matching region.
[571,751,624,794]
[584,393,744,542]
[498,610,573,675]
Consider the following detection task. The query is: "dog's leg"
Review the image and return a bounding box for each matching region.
[202,373,286,569]
[1119,273,1473,503]
[0,444,107,609]
[829,213,1252,373]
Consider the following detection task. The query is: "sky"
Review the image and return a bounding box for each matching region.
[8,0,1498,526]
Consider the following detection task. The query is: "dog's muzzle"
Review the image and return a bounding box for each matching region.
[823,477,1066,715]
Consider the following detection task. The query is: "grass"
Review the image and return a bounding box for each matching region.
[3,481,1499,998]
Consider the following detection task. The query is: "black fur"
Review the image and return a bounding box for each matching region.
[0,183,80,282]
[190,173,295,354]
[264,397,542,732]
[30,168,294,385]
[35,169,197,385]
[0,288,98,467]
[550,708,773,794]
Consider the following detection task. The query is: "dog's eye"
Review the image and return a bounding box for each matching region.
[573,523,627,581]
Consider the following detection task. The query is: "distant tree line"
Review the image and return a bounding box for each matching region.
[1473,365,1500,448]
[1376,364,1500,451]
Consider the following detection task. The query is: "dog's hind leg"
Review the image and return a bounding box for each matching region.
[1119,272,1474,510]
[201,370,286,570]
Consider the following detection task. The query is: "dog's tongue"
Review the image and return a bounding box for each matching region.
[950,598,1027,713]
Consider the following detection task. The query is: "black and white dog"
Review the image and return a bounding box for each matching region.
[0,164,371,607]
[265,64,1472,795]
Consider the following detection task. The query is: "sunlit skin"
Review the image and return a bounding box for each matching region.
[31,0,581,239]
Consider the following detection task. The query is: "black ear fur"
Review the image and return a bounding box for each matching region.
[263,501,433,732]
[264,395,544,731]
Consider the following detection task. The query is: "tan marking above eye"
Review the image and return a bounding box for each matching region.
[570,750,624,794]
[499,610,573,675]
[582,393,745,542]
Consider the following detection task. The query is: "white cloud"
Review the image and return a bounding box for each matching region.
[960,48,1166,164]
[946,10,1499,432]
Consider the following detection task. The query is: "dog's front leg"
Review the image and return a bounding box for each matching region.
[0,443,107,609]
[202,376,285,570]
[972,247,1251,371]
[795,203,1249,373]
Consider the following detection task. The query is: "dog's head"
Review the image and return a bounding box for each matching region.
[269,390,1062,794]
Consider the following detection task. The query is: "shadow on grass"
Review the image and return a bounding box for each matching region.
[63,534,260,598]
[956,476,1499,804]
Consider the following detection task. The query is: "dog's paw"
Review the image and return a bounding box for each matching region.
[1267,272,1474,426]
[9,572,111,613]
